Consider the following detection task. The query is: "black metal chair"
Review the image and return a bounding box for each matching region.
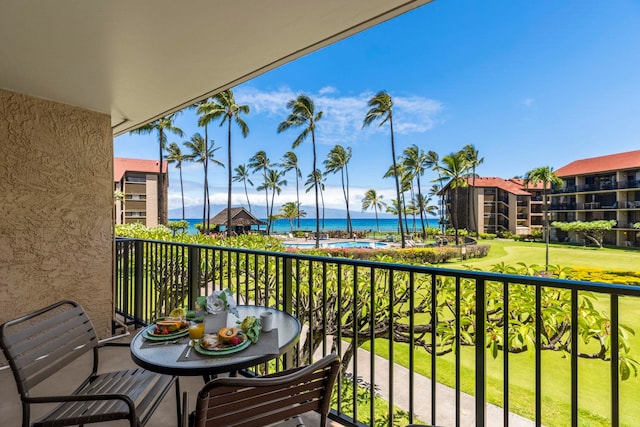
[183,353,341,427]
[0,300,180,427]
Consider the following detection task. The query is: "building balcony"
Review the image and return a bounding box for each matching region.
[107,238,640,426]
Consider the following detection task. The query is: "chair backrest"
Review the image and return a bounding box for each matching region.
[0,300,99,397]
[193,353,341,427]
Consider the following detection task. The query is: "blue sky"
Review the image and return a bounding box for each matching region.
[114,1,640,217]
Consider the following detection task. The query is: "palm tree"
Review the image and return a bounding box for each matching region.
[438,151,469,244]
[278,202,306,232]
[129,114,184,225]
[402,144,429,239]
[184,133,223,231]
[324,145,353,236]
[305,169,326,231]
[164,142,187,220]
[426,150,445,233]
[248,151,270,224]
[361,189,386,233]
[363,91,405,247]
[198,89,250,236]
[257,168,287,233]
[524,166,563,272]
[279,151,302,229]
[232,164,253,213]
[278,94,323,248]
[463,144,483,235]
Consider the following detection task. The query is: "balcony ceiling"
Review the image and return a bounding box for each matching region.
[0,0,431,136]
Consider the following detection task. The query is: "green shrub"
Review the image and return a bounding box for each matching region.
[478,233,496,240]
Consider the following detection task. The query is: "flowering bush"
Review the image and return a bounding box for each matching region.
[196,288,239,317]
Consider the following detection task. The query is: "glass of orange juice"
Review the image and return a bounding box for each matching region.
[189,322,204,340]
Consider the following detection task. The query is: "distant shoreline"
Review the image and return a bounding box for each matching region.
[171,217,439,235]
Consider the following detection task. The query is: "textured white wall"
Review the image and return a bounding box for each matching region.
[0,89,113,337]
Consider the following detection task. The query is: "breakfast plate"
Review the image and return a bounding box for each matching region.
[142,324,190,341]
[195,335,250,356]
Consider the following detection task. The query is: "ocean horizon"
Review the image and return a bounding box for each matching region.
[171,217,439,235]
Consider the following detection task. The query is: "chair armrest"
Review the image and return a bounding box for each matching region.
[27,393,136,413]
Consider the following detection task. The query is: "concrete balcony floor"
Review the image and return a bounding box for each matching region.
[0,330,344,427]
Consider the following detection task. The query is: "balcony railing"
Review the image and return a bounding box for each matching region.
[115,237,640,427]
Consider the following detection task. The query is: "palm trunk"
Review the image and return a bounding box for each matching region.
[544,187,549,272]
[417,175,426,239]
[179,167,185,220]
[158,129,165,225]
[263,168,269,234]
[244,180,252,213]
[203,126,208,231]
[295,168,300,229]
[227,118,232,236]
[389,115,405,248]
[345,164,352,236]
[312,134,320,248]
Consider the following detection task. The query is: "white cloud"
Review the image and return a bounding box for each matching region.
[318,86,338,95]
[523,98,534,107]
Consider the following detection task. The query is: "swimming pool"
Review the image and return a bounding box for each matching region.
[284,241,388,249]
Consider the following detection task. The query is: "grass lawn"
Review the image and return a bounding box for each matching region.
[372,240,640,426]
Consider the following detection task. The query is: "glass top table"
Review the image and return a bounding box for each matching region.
[130,305,301,377]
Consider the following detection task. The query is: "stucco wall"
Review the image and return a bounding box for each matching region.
[0,90,113,337]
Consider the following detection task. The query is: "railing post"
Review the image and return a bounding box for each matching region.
[283,257,294,370]
[188,245,201,310]
[134,240,144,327]
[475,278,486,426]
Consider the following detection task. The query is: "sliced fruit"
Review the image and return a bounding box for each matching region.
[218,327,238,343]
[169,307,185,318]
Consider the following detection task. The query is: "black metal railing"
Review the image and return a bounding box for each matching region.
[114,237,640,427]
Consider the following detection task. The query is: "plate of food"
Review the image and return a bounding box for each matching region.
[143,319,190,341]
[195,328,250,355]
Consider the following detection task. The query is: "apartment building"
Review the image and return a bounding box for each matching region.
[441,177,545,236]
[114,157,167,227]
[550,150,640,247]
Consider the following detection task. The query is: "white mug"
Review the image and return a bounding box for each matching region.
[260,311,273,332]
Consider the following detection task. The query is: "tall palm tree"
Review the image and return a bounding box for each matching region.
[426,150,445,233]
[402,144,429,239]
[278,94,323,248]
[463,144,484,235]
[232,164,253,213]
[438,151,469,244]
[257,168,287,233]
[361,189,386,233]
[184,133,223,231]
[279,151,302,229]
[198,89,250,236]
[524,166,563,272]
[164,142,187,220]
[305,169,326,231]
[363,91,405,247]
[249,151,270,224]
[324,145,353,236]
[130,114,184,225]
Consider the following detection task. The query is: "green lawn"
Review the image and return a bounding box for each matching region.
[374,240,640,426]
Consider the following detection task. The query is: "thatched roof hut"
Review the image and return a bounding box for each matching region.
[208,207,266,234]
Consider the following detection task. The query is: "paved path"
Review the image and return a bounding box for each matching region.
[313,338,536,427]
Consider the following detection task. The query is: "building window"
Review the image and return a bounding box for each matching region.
[125,194,147,200]
[125,211,146,217]
[125,173,146,183]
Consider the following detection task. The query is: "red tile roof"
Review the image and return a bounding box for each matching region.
[464,177,532,195]
[114,157,167,181]
[555,150,640,177]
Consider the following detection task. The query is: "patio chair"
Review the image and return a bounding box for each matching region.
[0,300,180,427]
[183,353,341,427]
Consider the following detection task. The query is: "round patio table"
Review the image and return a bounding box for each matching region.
[130,305,301,377]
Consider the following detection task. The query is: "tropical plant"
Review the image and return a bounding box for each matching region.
[426,151,445,233]
[232,164,253,213]
[198,89,250,236]
[634,222,640,229]
[249,150,271,228]
[324,145,353,235]
[361,189,387,233]
[278,94,323,247]
[184,133,223,231]
[257,168,287,233]
[279,151,302,229]
[437,151,469,244]
[129,114,184,225]
[165,142,187,220]
[524,166,563,271]
[363,91,405,247]
[166,220,189,236]
[462,144,483,234]
[278,202,306,232]
[551,220,617,248]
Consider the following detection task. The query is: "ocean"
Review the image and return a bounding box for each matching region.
[171,217,439,235]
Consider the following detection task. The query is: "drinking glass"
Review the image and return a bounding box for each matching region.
[189,322,205,340]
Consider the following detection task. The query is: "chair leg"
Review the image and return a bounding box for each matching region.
[175,377,181,426]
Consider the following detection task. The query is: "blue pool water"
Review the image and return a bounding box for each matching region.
[285,241,388,249]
